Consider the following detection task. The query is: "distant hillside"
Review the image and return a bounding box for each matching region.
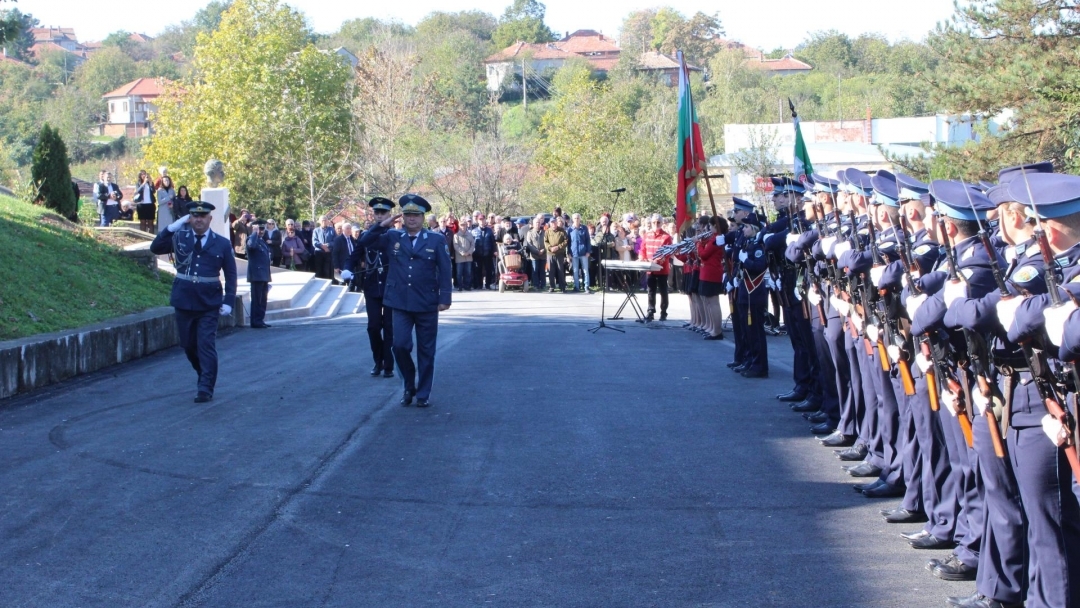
[0,195,172,341]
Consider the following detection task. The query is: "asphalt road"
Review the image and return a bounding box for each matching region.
[0,288,965,607]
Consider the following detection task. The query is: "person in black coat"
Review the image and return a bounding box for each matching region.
[246,220,272,328]
[264,219,283,267]
[343,197,398,377]
[332,224,359,290]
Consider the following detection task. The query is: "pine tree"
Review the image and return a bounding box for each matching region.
[30,124,76,218]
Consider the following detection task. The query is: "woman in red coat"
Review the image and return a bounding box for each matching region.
[697,215,730,340]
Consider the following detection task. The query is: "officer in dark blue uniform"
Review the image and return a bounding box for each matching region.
[726,197,755,372]
[737,216,770,378]
[150,201,238,403]
[343,197,397,378]
[246,219,272,329]
[357,194,453,407]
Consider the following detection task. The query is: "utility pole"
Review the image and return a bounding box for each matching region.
[522,59,527,110]
[838,73,842,127]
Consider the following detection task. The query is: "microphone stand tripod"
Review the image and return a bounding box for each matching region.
[589,189,624,334]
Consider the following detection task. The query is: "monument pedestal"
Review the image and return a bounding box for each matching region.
[202,188,231,239]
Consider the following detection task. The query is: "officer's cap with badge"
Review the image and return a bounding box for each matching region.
[398,193,431,215]
[870,170,900,208]
[928,180,995,221]
[894,173,929,203]
[186,200,215,215]
[1005,172,1080,220]
[987,162,1054,206]
[732,197,755,214]
[810,173,840,194]
[368,197,396,212]
[770,176,806,195]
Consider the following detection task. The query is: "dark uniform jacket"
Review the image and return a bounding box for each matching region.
[357,224,453,312]
[344,233,391,300]
[151,228,238,311]
[246,233,272,283]
[332,233,357,271]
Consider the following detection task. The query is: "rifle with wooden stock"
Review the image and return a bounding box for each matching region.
[936,213,975,448]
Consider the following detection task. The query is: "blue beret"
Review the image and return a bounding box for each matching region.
[998,161,1053,184]
[398,193,431,214]
[732,197,755,213]
[843,168,874,196]
[928,180,995,221]
[368,197,395,211]
[1004,173,1080,219]
[810,173,840,193]
[870,170,900,207]
[894,172,929,201]
[186,200,215,214]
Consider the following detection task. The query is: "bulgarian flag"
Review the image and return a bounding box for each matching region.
[790,99,813,185]
[676,50,705,232]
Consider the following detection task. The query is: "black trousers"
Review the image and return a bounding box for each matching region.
[175,308,219,395]
[312,250,329,279]
[392,308,439,400]
[474,254,494,288]
[249,281,268,326]
[548,256,566,290]
[367,297,394,372]
[646,274,668,315]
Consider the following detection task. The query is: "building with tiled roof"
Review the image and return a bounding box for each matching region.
[484,30,631,92]
[101,78,172,138]
[31,27,79,51]
[635,51,702,86]
[749,53,813,76]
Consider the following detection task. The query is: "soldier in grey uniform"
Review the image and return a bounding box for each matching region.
[357,194,452,407]
[150,201,238,402]
[246,219,272,329]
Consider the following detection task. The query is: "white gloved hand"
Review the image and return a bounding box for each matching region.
[850,310,864,332]
[943,279,966,309]
[995,296,1026,332]
[1043,414,1068,447]
[940,388,959,416]
[821,236,837,257]
[808,287,822,306]
[870,265,885,287]
[887,344,901,363]
[785,233,799,246]
[830,295,851,317]
[714,235,725,247]
[971,386,989,416]
[915,352,932,374]
[219,304,232,316]
[866,324,879,343]
[1043,301,1078,347]
[739,250,748,262]
[168,214,190,232]
[834,241,852,258]
[905,293,928,321]
[901,273,912,290]
[340,270,354,281]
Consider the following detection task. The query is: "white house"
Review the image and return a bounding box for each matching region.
[101,78,171,138]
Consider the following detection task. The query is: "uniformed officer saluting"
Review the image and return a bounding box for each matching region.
[342,197,397,378]
[150,201,238,403]
[357,194,452,407]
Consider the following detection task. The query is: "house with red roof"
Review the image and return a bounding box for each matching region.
[101,78,172,138]
[483,30,623,92]
[636,51,702,86]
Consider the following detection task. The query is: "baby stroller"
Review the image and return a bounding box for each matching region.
[498,245,530,292]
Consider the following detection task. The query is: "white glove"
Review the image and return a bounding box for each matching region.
[870,265,885,287]
[915,352,932,374]
[830,295,850,317]
[940,388,959,416]
[901,273,911,290]
[905,293,927,321]
[866,324,879,343]
[340,270,354,281]
[995,296,1026,332]
[785,233,799,246]
[850,310,864,332]
[971,386,989,416]
[821,236,837,257]
[168,214,190,232]
[219,304,232,316]
[887,344,901,363]
[1043,301,1078,347]
[808,287,822,306]
[739,250,748,262]
[943,279,967,309]
[764,275,777,291]
[714,235,725,247]
[834,241,852,258]
[1043,414,1068,447]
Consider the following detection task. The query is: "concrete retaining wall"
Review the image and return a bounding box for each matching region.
[0,297,241,400]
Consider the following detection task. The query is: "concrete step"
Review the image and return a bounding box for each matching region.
[338,291,365,316]
[265,278,331,322]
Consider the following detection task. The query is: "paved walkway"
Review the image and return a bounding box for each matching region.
[0,289,961,607]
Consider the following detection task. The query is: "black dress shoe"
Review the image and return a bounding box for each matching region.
[731,363,748,373]
[726,361,742,369]
[791,399,820,412]
[659,313,668,321]
[862,482,905,498]
[854,479,885,493]
[415,398,431,408]
[835,444,868,461]
[909,533,956,549]
[741,369,768,378]
[934,555,977,581]
[383,370,394,378]
[925,557,944,572]
[819,431,856,447]
[900,529,931,542]
[945,593,1020,608]
[400,389,415,407]
[777,389,806,402]
[251,323,270,328]
[371,365,382,377]
[809,422,833,435]
[805,411,829,424]
[194,391,212,403]
[704,333,724,340]
[845,462,882,477]
[883,508,928,523]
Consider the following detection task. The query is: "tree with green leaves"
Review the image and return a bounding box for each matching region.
[491,0,555,50]
[30,124,76,218]
[0,7,37,61]
[71,47,139,98]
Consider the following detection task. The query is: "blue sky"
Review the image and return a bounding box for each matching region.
[28,0,959,49]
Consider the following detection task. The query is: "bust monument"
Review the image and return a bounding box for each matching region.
[201,159,230,237]
[204,159,226,188]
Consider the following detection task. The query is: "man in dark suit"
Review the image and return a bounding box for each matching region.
[357,194,452,407]
[246,219,272,329]
[264,219,283,267]
[150,201,238,402]
[343,197,397,377]
[332,223,358,290]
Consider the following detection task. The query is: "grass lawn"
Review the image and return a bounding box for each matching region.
[0,194,172,341]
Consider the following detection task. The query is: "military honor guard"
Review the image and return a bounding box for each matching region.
[342,197,397,378]
[150,201,238,403]
[246,219,272,329]
[356,194,452,407]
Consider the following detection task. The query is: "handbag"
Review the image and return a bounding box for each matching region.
[133,189,143,203]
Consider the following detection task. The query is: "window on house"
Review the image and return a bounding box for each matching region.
[123,101,128,112]
[110,102,114,114]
